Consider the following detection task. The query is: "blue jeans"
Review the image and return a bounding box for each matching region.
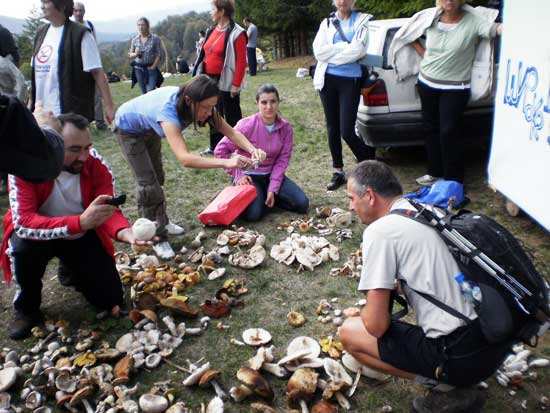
[241,174,309,222]
[135,66,158,94]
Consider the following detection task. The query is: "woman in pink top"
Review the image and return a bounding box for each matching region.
[215,84,309,221]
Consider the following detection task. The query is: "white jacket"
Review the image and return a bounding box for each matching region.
[312,12,372,91]
[389,5,498,100]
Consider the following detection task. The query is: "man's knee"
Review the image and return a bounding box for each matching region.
[339,317,363,351]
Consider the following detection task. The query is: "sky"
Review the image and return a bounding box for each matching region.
[2,0,208,21]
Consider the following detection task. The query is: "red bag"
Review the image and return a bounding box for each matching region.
[198,185,257,226]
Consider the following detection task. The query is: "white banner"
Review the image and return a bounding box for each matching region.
[488,0,550,231]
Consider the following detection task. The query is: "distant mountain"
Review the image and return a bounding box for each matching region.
[0,15,25,33]
[96,32,132,44]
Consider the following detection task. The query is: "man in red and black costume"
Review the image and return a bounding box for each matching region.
[1,113,147,340]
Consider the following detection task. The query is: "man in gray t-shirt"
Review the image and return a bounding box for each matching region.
[243,17,258,76]
[339,160,511,413]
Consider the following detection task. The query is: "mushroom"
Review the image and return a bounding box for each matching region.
[206,397,224,413]
[160,298,198,318]
[242,328,272,346]
[270,244,293,263]
[138,394,169,413]
[341,353,387,388]
[162,315,178,337]
[311,401,339,413]
[25,391,43,410]
[132,218,157,241]
[278,336,321,367]
[69,386,95,413]
[317,379,350,411]
[182,362,211,386]
[113,355,133,385]
[0,367,19,392]
[145,354,162,369]
[208,268,226,280]
[199,370,227,401]
[55,374,77,393]
[261,363,289,378]
[229,367,273,402]
[322,359,352,409]
[250,403,277,413]
[248,346,274,370]
[228,245,266,269]
[287,311,306,327]
[287,368,319,413]
[295,247,322,271]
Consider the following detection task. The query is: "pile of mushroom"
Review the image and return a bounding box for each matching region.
[270,234,340,272]
[330,249,362,278]
[493,343,549,389]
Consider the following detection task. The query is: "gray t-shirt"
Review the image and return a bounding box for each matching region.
[358,198,477,338]
[247,24,258,48]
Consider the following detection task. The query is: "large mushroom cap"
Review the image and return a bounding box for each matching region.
[341,353,387,380]
[205,397,224,413]
[236,367,274,401]
[242,328,272,346]
[138,394,169,413]
[287,336,321,359]
[69,385,95,406]
[0,368,19,392]
[323,359,353,387]
[199,370,222,387]
[229,245,266,269]
[270,244,293,263]
[160,297,198,318]
[295,247,322,271]
[132,218,157,241]
[287,368,319,402]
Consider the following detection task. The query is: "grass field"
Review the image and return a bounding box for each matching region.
[0,63,548,412]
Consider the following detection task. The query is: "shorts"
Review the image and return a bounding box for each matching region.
[378,320,511,386]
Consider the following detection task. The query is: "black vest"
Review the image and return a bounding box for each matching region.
[31,21,95,121]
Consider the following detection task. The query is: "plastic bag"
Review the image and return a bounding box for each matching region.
[198,185,257,226]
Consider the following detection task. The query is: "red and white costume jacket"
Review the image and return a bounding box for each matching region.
[1,149,129,284]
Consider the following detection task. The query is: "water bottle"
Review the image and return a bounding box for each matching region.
[455,273,482,303]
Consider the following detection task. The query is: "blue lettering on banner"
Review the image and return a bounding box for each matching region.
[503,59,550,145]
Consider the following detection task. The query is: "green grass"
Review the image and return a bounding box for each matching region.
[0,67,548,412]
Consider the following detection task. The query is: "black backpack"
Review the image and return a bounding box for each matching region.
[392,200,550,346]
[177,59,189,74]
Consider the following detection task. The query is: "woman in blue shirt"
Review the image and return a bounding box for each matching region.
[115,75,265,259]
[313,0,375,191]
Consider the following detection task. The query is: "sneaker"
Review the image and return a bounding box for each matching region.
[415,174,442,187]
[8,311,43,340]
[152,241,175,260]
[412,387,486,413]
[200,148,214,156]
[166,221,185,235]
[327,172,347,191]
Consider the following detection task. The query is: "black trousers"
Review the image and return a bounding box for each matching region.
[10,230,124,315]
[418,82,471,183]
[247,47,257,76]
[207,75,243,151]
[319,73,375,169]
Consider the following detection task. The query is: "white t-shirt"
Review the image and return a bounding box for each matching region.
[358,198,477,338]
[38,171,85,239]
[33,25,102,115]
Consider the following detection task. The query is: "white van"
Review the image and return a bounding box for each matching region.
[356,18,496,147]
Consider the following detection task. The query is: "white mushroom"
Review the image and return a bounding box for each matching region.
[261,363,289,378]
[208,268,226,280]
[115,333,135,353]
[270,244,293,263]
[132,218,157,241]
[205,397,224,413]
[229,245,266,269]
[242,328,272,346]
[342,353,387,381]
[145,354,162,369]
[182,362,211,386]
[287,336,321,360]
[295,247,322,271]
[0,368,19,392]
[138,394,169,413]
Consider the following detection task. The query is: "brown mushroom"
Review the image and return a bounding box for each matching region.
[251,403,278,413]
[199,370,228,401]
[160,298,198,318]
[113,354,133,385]
[287,368,319,413]
[69,385,95,413]
[229,367,273,402]
[200,300,231,318]
[312,401,339,413]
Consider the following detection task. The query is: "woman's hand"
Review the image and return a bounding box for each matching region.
[266,192,275,208]
[116,227,155,246]
[225,155,252,169]
[251,148,267,163]
[236,175,252,186]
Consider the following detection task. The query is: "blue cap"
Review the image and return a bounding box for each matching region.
[455,273,465,283]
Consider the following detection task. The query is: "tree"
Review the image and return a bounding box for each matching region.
[17,6,44,74]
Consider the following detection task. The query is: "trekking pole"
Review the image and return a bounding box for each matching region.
[409,201,530,300]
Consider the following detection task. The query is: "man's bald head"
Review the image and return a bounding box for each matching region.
[73,2,86,23]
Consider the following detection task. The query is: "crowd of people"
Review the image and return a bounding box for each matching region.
[0,0,513,412]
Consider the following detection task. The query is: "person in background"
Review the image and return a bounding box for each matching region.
[193,0,247,156]
[72,1,107,130]
[196,30,206,59]
[215,84,309,221]
[409,0,502,187]
[128,17,162,94]
[339,160,511,413]
[30,0,115,124]
[243,17,258,76]
[313,0,376,191]
[114,75,266,259]
[1,113,151,340]
[0,24,21,195]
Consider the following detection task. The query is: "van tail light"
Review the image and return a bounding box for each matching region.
[361,79,388,106]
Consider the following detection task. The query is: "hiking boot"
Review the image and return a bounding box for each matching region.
[152,241,175,260]
[8,311,43,340]
[57,263,75,287]
[166,221,185,235]
[327,172,347,191]
[199,148,214,156]
[412,387,486,413]
[415,174,442,187]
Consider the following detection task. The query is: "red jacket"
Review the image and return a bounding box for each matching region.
[1,149,129,284]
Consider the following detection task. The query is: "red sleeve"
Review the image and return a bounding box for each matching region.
[88,155,130,240]
[8,176,81,240]
[232,33,247,87]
